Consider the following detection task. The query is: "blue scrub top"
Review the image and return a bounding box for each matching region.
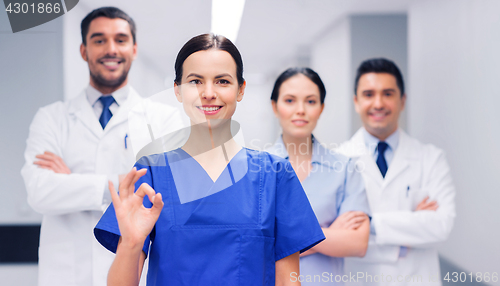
[94,148,325,286]
[267,136,370,285]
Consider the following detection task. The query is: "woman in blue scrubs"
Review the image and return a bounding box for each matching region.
[94,35,325,286]
[266,68,370,285]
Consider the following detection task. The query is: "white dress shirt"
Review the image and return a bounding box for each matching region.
[86,84,131,203]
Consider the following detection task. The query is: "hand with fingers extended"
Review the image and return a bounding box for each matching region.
[34,151,71,174]
[109,167,164,247]
[329,211,369,230]
[415,196,439,211]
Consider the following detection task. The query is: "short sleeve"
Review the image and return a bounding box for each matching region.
[94,161,153,257]
[274,161,325,261]
[338,158,371,216]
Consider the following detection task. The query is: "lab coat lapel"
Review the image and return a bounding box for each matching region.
[103,87,142,134]
[382,130,411,188]
[341,128,384,187]
[360,154,385,187]
[68,91,103,139]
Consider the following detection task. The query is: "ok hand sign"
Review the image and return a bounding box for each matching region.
[109,167,164,247]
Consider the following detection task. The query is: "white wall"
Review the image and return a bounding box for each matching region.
[0,6,63,284]
[310,17,352,147]
[232,81,278,150]
[408,0,500,277]
[0,265,37,286]
[62,2,88,100]
[0,5,62,224]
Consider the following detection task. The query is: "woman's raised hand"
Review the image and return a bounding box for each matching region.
[109,167,164,247]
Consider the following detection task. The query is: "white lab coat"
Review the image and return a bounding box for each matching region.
[337,128,456,286]
[21,87,185,286]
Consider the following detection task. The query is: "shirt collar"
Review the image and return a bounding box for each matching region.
[270,135,289,159]
[362,127,400,156]
[271,134,330,166]
[86,84,130,107]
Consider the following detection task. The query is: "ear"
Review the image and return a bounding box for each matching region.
[271,100,279,118]
[80,43,88,62]
[319,103,325,116]
[400,93,407,111]
[132,42,138,61]
[353,94,360,114]
[236,81,246,102]
[174,82,182,103]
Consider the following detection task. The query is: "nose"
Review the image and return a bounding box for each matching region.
[105,40,118,56]
[373,94,384,109]
[296,102,306,115]
[202,82,217,100]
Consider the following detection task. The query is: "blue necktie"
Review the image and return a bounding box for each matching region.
[376,141,388,178]
[98,95,115,129]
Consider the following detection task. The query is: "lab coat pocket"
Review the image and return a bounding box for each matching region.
[239,235,275,286]
[407,184,427,211]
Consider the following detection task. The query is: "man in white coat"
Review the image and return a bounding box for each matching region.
[338,58,456,285]
[21,7,183,286]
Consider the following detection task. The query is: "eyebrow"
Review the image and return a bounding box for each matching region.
[89,33,104,39]
[89,33,130,39]
[362,88,397,93]
[186,73,203,79]
[281,94,318,98]
[186,73,234,79]
[215,73,233,79]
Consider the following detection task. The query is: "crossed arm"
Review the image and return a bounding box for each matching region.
[371,151,456,248]
[33,151,71,174]
[301,211,370,258]
[301,195,439,259]
[21,108,123,215]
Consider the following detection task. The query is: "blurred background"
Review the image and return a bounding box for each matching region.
[1,0,499,285]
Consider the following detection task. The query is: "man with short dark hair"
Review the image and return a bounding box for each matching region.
[338,58,456,285]
[21,7,183,286]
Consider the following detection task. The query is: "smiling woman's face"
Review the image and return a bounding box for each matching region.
[272,74,324,139]
[175,49,245,126]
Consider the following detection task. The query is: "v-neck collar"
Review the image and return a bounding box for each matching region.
[167,148,248,204]
[267,134,333,183]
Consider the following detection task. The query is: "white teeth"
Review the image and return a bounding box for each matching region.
[199,106,221,111]
[103,62,119,66]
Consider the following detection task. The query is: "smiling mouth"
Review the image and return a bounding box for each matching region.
[197,106,222,112]
[103,62,121,66]
[292,120,308,126]
[99,58,124,68]
[369,111,390,119]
